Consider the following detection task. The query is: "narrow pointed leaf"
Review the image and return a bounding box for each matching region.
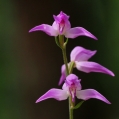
[73,101,84,109]
[63,38,68,47]
[55,37,61,48]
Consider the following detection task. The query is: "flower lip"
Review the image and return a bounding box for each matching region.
[59,19,65,34]
[69,86,76,102]
[65,74,79,102]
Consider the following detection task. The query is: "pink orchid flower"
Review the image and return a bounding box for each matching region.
[29,11,97,40]
[59,46,115,85]
[36,74,110,104]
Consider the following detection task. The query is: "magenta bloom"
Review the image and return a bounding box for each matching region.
[36,74,110,104]
[29,11,97,39]
[59,46,115,85]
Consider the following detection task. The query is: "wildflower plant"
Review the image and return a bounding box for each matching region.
[29,11,115,119]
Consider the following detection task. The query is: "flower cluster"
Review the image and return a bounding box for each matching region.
[29,11,114,118]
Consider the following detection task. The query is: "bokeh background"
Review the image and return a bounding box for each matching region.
[0,0,118,119]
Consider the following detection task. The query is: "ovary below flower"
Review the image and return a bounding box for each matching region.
[59,46,115,85]
[36,74,110,104]
[29,11,97,40]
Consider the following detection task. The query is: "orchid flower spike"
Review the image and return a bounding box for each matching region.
[36,74,111,104]
[59,46,115,85]
[29,11,97,40]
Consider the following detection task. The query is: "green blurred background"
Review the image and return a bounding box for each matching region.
[0,0,118,119]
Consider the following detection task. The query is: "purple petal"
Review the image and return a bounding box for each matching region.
[65,74,80,86]
[36,88,68,103]
[62,83,69,91]
[52,12,71,35]
[58,64,68,85]
[59,73,66,85]
[70,46,97,61]
[53,11,70,23]
[29,24,58,36]
[65,27,98,40]
[52,20,71,35]
[76,61,115,76]
[76,89,111,104]
[62,74,82,91]
[65,74,82,90]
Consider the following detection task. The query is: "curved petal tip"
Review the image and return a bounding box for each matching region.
[65,27,98,40]
[76,89,111,104]
[29,24,58,36]
[76,61,115,77]
[35,88,68,103]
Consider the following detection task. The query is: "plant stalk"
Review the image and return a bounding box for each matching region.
[62,45,73,119]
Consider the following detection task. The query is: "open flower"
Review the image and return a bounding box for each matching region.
[36,74,110,104]
[29,11,97,40]
[59,46,115,85]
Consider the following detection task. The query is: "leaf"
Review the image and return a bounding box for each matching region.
[55,37,61,49]
[69,61,75,74]
[63,38,68,47]
[73,101,84,110]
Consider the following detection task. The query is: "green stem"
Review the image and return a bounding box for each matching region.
[69,96,73,119]
[61,45,73,119]
[69,62,75,74]
[69,107,73,119]
[62,47,69,75]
